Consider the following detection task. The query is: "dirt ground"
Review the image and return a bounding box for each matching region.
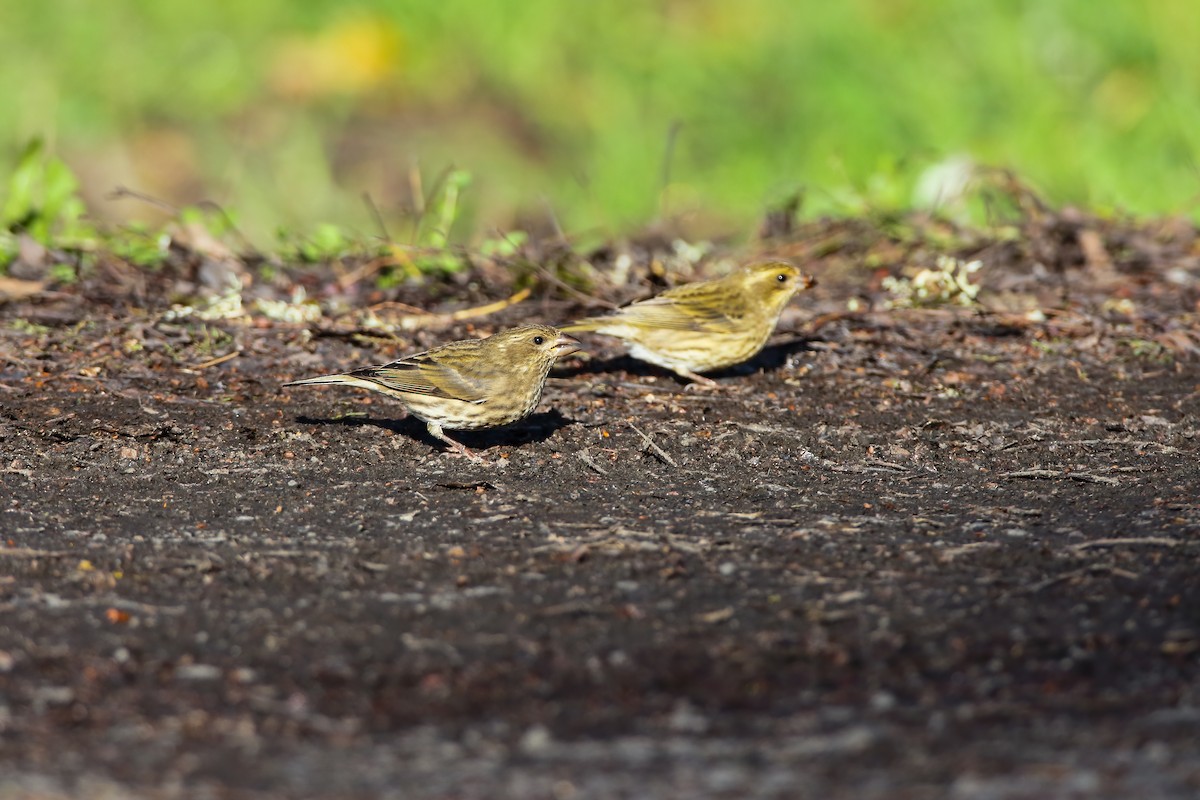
[2,214,1199,798]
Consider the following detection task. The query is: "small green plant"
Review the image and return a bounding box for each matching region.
[416,169,471,251]
[110,222,170,269]
[1120,338,1171,362]
[0,231,18,267]
[479,230,527,259]
[47,263,79,284]
[396,167,475,278]
[7,319,50,335]
[178,204,240,239]
[277,222,355,263]
[2,139,94,247]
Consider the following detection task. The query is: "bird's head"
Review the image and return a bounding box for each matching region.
[487,325,582,366]
[738,261,817,312]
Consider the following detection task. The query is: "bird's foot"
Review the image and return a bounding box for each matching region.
[679,370,720,391]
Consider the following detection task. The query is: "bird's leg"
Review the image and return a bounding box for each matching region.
[676,369,719,390]
[426,422,486,463]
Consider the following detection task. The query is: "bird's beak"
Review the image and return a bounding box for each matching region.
[553,332,582,358]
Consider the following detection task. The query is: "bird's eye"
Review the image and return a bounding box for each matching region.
[776,273,788,283]
[532,335,545,345]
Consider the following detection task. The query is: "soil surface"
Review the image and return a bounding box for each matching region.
[2,215,1199,798]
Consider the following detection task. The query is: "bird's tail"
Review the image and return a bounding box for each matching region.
[283,372,382,392]
[559,318,607,334]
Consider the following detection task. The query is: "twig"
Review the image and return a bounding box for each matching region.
[190,350,240,370]
[1002,469,1119,486]
[629,422,678,467]
[937,542,1000,561]
[363,299,428,315]
[109,187,257,254]
[330,287,535,332]
[0,594,187,614]
[863,458,909,472]
[1004,468,1060,479]
[0,548,74,558]
[539,601,602,617]
[336,253,406,290]
[536,266,620,310]
[1068,438,1183,454]
[109,185,178,214]
[1029,564,1141,593]
[102,597,187,615]
[576,450,609,477]
[802,310,863,335]
[733,421,806,440]
[396,287,533,331]
[1071,537,1183,551]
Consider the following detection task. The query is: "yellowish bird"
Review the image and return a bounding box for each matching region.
[562,261,816,384]
[285,325,581,459]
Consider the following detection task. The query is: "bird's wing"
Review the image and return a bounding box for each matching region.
[355,351,488,403]
[607,284,748,333]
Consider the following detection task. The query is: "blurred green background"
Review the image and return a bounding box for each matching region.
[2,0,1198,247]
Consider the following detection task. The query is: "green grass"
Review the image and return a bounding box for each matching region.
[2,0,1199,247]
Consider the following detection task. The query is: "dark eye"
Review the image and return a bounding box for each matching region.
[532,335,545,345]
[776,273,788,283]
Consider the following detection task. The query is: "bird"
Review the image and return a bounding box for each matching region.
[284,325,581,460]
[561,261,816,385]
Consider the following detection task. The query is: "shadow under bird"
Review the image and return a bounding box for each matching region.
[561,260,816,384]
[284,325,581,460]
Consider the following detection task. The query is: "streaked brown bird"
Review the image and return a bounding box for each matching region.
[562,260,816,384]
[285,325,581,459]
